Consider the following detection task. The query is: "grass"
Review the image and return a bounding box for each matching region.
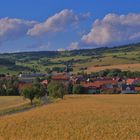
[0,95,140,140]
[0,66,18,75]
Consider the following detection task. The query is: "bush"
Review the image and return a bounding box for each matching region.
[72,84,84,94]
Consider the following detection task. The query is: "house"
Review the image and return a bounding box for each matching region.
[126,79,135,85]
[99,79,120,94]
[126,78,140,85]
[80,79,119,94]
[51,74,70,86]
[121,84,136,94]
[116,78,125,88]
[90,79,118,88]
[52,74,69,81]
[135,87,140,93]
[81,82,100,94]
[18,73,46,84]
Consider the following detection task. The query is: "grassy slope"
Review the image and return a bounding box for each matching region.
[0,43,140,74]
[1,95,140,140]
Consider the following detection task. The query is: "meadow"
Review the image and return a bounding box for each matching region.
[0,95,140,140]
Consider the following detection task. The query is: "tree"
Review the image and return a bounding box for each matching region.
[72,84,84,94]
[67,82,73,94]
[34,84,47,99]
[107,69,121,77]
[47,81,66,99]
[22,86,37,105]
[33,79,47,98]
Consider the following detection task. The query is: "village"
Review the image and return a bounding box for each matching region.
[1,69,139,95]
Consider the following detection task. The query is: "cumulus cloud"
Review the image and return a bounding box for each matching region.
[0,17,36,42]
[27,9,90,36]
[82,13,140,46]
[68,42,79,50]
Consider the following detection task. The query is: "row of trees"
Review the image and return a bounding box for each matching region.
[47,81,83,98]
[78,69,140,79]
[22,83,47,104]
[90,69,140,78]
[0,77,19,96]
[0,77,47,104]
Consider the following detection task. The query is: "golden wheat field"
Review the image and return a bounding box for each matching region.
[0,95,140,140]
[0,96,29,112]
[86,63,140,73]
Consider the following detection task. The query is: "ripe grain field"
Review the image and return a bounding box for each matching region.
[0,96,29,112]
[86,63,140,73]
[1,95,140,140]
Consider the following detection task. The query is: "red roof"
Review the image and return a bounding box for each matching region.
[52,74,69,81]
[81,82,98,88]
[81,79,117,88]
[126,79,135,85]
[126,78,140,85]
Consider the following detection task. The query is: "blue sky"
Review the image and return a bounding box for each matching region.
[0,0,140,52]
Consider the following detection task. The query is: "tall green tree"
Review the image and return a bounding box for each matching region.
[47,81,66,99]
[22,86,37,105]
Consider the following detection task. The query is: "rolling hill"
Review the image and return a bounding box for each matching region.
[0,43,140,74]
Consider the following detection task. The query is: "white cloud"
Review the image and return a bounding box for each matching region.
[27,9,90,36]
[0,17,36,42]
[57,48,66,52]
[82,13,140,46]
[69,42,79,50]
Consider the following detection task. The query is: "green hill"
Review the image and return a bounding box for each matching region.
[0,43,140,74]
